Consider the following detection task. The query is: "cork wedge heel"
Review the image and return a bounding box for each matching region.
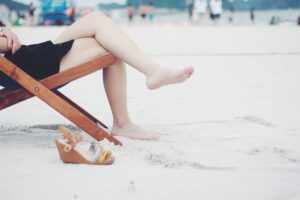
[55,126,115,165]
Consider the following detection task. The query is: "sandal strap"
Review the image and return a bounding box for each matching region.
[97,151,108,164]
[59,126,83,149]
[93,147,109,164]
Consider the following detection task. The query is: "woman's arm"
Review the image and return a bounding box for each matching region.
[0,27,21,54]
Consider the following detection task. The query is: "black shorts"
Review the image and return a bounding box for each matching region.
[0,40,74,89]
[129,14,133,21]
[210,13,221,20]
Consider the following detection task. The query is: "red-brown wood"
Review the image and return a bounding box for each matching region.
[0,55,121,145]
[54,90,108,129]
[0,53,116,110]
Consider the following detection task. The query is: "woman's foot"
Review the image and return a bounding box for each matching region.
[146,66,194,90]
[111,122,159,140]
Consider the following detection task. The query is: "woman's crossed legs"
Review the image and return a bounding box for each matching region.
[53,12,194,140]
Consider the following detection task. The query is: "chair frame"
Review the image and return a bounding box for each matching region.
[0,53,122,145]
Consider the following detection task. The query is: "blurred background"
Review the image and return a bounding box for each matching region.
[0,0,299,27]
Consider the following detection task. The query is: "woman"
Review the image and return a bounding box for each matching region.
[127,3,135,23]
[0,12,194,140]
[147,2,155,22]
[139,2,147,21]
[209,0,222,25]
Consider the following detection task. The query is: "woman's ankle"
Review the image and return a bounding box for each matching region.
[144,65,159,77]
[111,120,159,140]
[112,118,132,129]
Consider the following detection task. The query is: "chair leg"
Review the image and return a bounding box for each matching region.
[0,55,122,145]
[54,90,108,129]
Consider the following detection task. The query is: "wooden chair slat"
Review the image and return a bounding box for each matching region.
[0,53,116,110]
[0,54,121,145]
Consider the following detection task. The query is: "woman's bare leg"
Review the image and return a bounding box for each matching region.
[60,38,158,140]
[53,11,194,90]
[103,59,158,140]
[56,12,194,139]
[59,38,107,71]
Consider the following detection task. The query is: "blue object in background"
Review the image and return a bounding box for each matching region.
[41,0,68,25]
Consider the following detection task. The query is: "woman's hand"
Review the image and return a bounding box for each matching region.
[0,28,22,54]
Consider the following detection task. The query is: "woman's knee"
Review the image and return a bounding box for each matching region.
[88,11,108,21]
[115,59,125,68]
[76,38,107,55]
[104,58,125,72]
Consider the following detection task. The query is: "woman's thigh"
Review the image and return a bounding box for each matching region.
[59,37,108,72]
[51,12,102,44]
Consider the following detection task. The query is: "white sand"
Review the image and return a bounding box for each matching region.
[1,25,300,200]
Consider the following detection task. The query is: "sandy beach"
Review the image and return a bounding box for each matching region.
[1,25,300,200]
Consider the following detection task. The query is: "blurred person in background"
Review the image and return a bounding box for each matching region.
[147,2,155,23]
[193,0,208,25]
[228,7,234,24]
[139,1,147,22]
[270,16,280,25]
[10,10,20,26]
[27,2,36,26]
[0,4,10,26]
[209,0,222,25]
[127,3,135,24]
[0,20,5,27]
[66,2,76,25]
[187,0,194,21]
[298,16,300,25]
[250,8,255,25]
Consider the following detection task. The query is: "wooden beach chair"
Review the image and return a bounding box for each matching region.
[0,53,122,146]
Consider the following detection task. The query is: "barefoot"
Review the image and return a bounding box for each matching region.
[111,122,159,140]
[146,66,194,90]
